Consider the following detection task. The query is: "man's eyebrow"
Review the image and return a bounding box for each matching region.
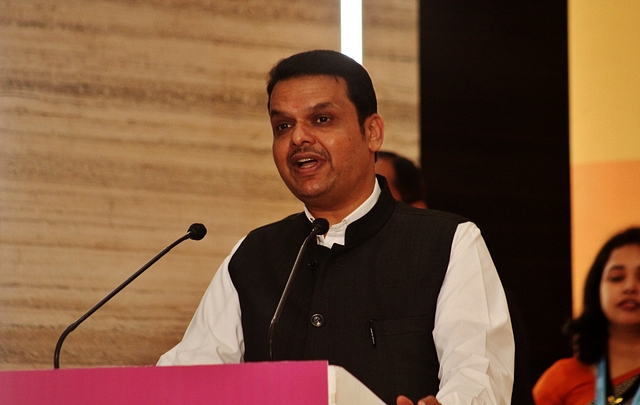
[310,102,335,111]
[270,109,284,118]
[270,102,337,119]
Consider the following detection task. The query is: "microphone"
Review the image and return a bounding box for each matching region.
[268,218,329,361]
[187,223,207,240]
[53,223,207,369]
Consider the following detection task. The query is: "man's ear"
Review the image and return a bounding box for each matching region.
[366,113,385,152]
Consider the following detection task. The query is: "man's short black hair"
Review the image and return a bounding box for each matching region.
[266,50,377,128]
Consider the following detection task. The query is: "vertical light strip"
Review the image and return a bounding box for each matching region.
[341,0,363,64]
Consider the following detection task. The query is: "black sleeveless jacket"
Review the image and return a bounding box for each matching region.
[229,177,465,405]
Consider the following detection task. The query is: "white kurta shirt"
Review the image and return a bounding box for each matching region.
[158,181,515,405]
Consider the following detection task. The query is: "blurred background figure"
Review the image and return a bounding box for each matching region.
[533,227,640,405]
[376,151,428,208]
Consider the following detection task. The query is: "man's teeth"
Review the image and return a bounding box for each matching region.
[297,158,315,167]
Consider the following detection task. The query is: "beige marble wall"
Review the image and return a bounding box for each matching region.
[0,0,418,369]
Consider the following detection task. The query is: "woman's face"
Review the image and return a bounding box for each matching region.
[600,243,640,330]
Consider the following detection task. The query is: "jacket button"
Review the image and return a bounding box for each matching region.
[310,313,324,327]
[308,257,318,269]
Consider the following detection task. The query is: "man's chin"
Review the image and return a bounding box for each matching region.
[285,179,327,200]
[292,190,324,203]
[290,188,331,207]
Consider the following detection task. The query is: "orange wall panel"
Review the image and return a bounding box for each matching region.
[571,159,640,314]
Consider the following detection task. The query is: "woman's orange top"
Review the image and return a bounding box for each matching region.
[533,357,640,405]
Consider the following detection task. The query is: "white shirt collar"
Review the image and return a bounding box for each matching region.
[304,179,382,248]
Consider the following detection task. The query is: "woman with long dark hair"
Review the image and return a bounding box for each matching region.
[534,227,640,405]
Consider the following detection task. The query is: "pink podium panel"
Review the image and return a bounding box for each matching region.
[0,361,329,405]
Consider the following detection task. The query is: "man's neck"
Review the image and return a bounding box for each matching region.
[305,179,381,225]
[306,178,380,227]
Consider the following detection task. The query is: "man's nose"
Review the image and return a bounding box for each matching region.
[290,124,315,146]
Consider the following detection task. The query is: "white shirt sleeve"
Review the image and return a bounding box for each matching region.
[433,222,515,405]
[157,239,245,366]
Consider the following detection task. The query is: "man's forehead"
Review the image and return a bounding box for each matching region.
[274,74,343,90]
[269,76,350,113]
[270,101,339,118]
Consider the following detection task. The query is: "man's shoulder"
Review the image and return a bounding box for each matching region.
[241,212,308,244]
[394,204,469,226]
[230,212,308,269]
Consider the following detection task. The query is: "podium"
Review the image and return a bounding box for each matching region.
[0,361,385,405]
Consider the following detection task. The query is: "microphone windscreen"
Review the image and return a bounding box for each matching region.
[187,223,207,240]
[311,218,330,235]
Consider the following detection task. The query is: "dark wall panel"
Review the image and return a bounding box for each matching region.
[419,0,572,394]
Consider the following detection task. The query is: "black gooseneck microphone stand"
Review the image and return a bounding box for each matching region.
[268,218,329,361]
[53,223,207,369]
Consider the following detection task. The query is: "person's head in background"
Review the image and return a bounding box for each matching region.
[566,226,640,364]
[376,150,427,209]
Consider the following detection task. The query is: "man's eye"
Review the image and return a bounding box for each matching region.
[276,123,291,131]
[316,116,330,124]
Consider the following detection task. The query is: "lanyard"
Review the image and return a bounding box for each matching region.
[596,356,640,405]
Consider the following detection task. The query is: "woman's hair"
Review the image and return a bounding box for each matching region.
[566,227,640,364]
[266,50,377,129]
